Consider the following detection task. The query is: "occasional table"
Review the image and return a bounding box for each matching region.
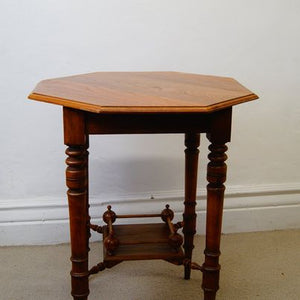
[29,72,258,300]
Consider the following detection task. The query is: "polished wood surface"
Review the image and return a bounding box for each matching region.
[202,108,232,300]
[100,204,183,257]
[30,73,258,300]
[86,112,211,134]
[64,108,89,300]
[62,107,231,300]
[103,223,184,262]
[29,72,258,113]
[183,133,200,280]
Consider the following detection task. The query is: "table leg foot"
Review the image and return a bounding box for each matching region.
[72,294,89,300]
[204,290,217,300]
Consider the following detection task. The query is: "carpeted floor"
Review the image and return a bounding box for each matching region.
[1,229,299,300]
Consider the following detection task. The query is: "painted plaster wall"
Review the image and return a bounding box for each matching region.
[0,1,299,244]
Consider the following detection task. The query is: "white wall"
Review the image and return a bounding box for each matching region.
[0,1,299,245]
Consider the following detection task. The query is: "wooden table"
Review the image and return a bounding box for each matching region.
[29,72,258,300]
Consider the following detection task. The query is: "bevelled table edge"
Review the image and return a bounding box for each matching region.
[28,92,258,114]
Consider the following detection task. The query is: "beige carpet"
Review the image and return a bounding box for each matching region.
[1,230,299,300]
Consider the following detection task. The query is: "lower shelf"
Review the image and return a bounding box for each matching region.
[103,223,184,262]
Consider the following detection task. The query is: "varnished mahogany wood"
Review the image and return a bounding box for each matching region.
[29,72,258,113]
[183,133,200,279]
[100,205,183,255]
[102,206,119,255]
[103,224,184,262]
[202,108,232,300]
[86,112,210,134]
[29,72,258,300]
[64,108,89,300]
[116,213,162,218]
[114,204,173,219]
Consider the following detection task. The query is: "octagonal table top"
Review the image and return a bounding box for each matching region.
[29,72,258,114]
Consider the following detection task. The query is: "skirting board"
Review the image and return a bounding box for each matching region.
[0,183,299,246]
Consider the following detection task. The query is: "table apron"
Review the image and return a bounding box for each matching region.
[85,112,213,135]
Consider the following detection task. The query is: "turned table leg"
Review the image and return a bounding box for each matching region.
[85,137,91,253]
[64,108,89,300]
[202,108,231,300]
[183,132,200,279]
[202,143,227,300]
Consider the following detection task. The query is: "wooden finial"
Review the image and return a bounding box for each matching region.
[161,204,174,222]
[104,235,119,256]
[103,205,116,224]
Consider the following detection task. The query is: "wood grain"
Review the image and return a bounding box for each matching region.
[64,108,89,300]
[103,223,184,262]
[29,72,258,113]
[183,133,200,280]
[202,109,232,300]
[32,72,258,300]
